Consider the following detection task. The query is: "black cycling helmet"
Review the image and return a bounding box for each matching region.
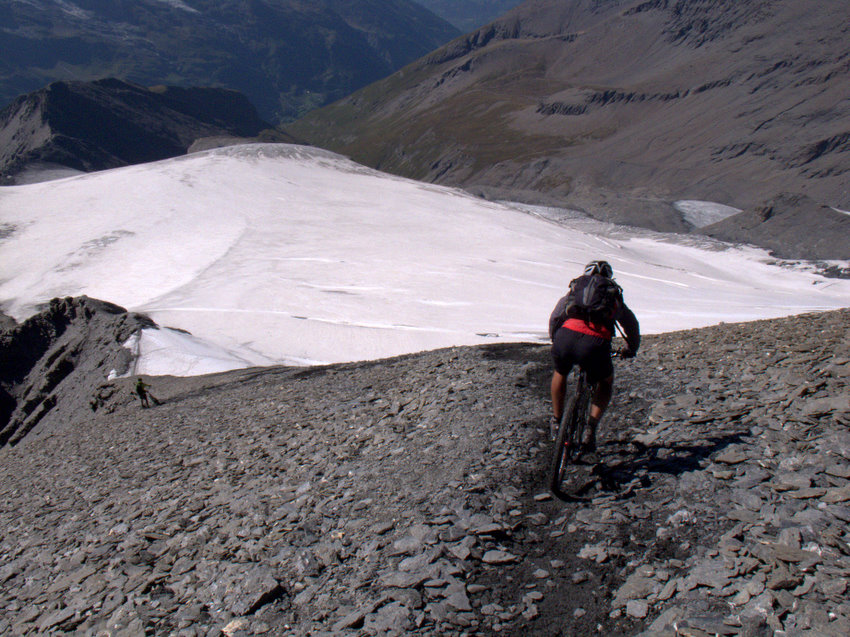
[584,260,613,278]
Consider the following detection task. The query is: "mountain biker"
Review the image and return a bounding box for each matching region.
[134,377,160,408]
[548,260,640,455]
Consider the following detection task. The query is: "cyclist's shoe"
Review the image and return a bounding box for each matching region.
[581,420,597,450]
[549,415,560,441]
[580,438,596,454]
[578,419,598,462]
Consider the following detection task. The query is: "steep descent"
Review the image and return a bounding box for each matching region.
[0,304,848,635]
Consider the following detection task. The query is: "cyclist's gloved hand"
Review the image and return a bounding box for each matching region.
[618,347,636,359]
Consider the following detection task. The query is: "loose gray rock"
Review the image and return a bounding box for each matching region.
[0,304,848,636]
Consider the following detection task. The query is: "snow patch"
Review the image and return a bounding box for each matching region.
[674,200,741,228]
[10,0,45,11]
[124,327,267,377]
[53,0,90,19]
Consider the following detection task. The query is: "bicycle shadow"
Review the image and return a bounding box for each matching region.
[592,430,750,495]
[547,428,750,501]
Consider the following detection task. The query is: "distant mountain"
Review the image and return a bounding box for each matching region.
[413,0,523,32]
[0,0,460,123]
[0,78,291,181]
[290,0,850,241]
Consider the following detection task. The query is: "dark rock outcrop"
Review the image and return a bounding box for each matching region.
[0,296,154,446]
[0,79,288,182]
[0,306,848,635]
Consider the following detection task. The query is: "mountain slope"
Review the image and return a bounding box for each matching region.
[290,0,850,235]
[703,193,850,261]
[1,305,848,636]
[0,0,460,122]
[0,78,287,181]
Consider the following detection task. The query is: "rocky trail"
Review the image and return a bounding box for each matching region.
[1,303,849,636]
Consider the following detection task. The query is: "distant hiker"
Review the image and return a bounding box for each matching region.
[548,260,640,455]
[134,378,160,408]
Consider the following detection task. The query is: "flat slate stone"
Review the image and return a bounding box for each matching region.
[38,608,77,632]
[626,600,649,618]
[822,486,850,503]
[826,464,850,479]
[772,544,817,563]
[714,449,748,465]
[481,550,518,565]
[380,570,432,589]
[784,487,827,499]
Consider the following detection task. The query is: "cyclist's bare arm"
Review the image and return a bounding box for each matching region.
[615,304,640,354]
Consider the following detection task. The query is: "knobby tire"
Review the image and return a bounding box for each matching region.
[549,371,591,499]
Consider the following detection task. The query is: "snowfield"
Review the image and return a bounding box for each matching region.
[1,144,848,376]
[674,200,742,228]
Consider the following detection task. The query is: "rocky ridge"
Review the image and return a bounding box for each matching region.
[0,304,849,636]
[0,296,154,446]
[0,79,287,183]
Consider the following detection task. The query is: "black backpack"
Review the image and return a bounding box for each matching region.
[565,274,622,324]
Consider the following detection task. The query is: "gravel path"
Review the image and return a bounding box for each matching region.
[1,307,848,636]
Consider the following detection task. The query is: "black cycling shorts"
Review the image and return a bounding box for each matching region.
[551,327,613,383]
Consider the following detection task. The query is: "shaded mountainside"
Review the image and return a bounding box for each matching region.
[1,297,849,635]
[291,0,850,244]
[0,0,460,123]
[0,78,291,181]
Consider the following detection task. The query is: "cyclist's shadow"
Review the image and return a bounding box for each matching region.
[589,431,749,497]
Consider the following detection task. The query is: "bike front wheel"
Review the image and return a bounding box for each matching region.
[549,390,582,495]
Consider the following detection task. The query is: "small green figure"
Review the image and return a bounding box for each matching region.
[134,378,160,408]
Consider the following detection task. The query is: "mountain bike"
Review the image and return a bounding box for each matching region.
[548,365,595,500]
[549,351,625,500]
